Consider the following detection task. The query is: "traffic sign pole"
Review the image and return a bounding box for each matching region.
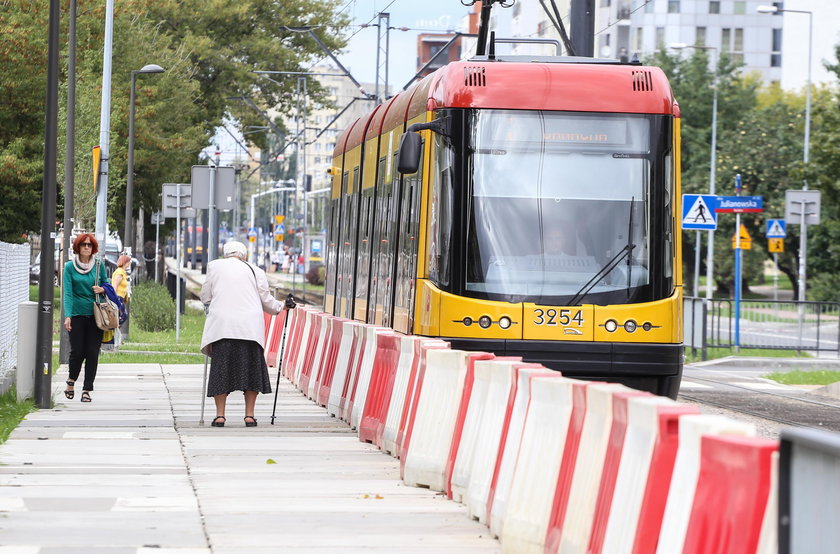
[734,174,742,351]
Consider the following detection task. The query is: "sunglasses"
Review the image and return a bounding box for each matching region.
[79,242,93,248]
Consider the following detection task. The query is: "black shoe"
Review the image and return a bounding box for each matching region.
[244,416,257,427]
[80,391,92,403]
[211,416,226,427]
[64,380,75,400]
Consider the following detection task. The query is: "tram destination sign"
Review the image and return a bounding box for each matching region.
[715,196,763,213]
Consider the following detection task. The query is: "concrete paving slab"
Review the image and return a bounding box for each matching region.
[0,362,501,552]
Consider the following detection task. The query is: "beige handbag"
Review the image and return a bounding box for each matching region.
[92,259,119,331]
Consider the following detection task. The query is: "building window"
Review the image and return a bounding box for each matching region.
[709,1,720,14]
[732,28,744,64]
[667,0,679,13]
[695,27,706,46]
[600,0,611,7]
[644,0,655,13]
[721,28,730,52]
[734,1,746,14]
[656,27,665,48]
[771,54,782,67]
[734,28,743,52]
[635,27,644,51]
[772,28,783,51]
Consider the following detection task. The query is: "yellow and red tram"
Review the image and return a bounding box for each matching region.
[326,57,683,398]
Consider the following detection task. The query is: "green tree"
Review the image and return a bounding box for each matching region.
[805,44,840,301]
[1,0,349,247]
[0,4,53,242]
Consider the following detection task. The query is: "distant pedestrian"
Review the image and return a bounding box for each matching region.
[111,254,132,342]
[62,233,109,403]
[200,241,283,427]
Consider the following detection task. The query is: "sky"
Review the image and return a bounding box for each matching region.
[329,0,475,91]
[206,0,474,164]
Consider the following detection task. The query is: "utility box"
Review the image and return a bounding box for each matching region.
[16,301,37,402]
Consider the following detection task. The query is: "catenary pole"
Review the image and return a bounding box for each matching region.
[59,0,77,365]
[34,0,61,408]
[95,0,115,249]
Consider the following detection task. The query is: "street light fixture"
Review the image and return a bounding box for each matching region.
[669,42,719,300]
[757,5,813,303]
[125,63,164,256]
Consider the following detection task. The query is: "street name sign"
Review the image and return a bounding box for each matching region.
[716,196,763,213]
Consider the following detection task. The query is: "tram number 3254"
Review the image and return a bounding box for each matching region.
[533,308,584,327]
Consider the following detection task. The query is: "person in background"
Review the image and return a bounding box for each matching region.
[111,254,132,341]
[200,241,283,427]
[62,233,109,403]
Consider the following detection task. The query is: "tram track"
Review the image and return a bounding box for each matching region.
[678,373,840,433]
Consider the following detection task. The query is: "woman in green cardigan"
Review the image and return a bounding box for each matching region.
[62,233,108,403]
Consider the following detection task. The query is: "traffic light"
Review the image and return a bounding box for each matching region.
[304,174,312,192]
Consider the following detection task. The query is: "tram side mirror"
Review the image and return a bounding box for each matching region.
[397,131,422,175]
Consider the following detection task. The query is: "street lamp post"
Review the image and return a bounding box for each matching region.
[757,5,813,303]
[670,42,718,300]
[125,64,164,256]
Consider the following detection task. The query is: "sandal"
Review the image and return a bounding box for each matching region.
[244,416,257,427]
[211,416,226,427]
[64,380,75,400]
[80,391,92,403]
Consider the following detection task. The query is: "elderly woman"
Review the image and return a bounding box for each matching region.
[200,241,283,427]
[62,233,109,403]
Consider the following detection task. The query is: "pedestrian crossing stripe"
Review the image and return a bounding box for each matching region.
[766,219,786,238]
[681,194,718,230]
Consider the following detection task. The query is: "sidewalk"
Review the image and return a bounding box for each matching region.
[0,363,500,553]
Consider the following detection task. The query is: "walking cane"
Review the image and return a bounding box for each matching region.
[199,303,210,425]
[271,294,296,425]
[199,353,209,425]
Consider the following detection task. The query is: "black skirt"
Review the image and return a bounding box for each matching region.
[206,338,272,396]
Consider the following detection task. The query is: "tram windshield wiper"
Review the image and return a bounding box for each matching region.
[567,198,636,307]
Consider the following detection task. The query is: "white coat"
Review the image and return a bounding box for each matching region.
[200,256,283,356]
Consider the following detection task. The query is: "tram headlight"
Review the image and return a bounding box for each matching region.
[642,322,653,332]
[624,320,638,333]
[462,317,473,327]
[478,315,492,329]
[498,316,512,329]
[604,319,618,333]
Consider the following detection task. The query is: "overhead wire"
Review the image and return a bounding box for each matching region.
[594,0,652,37]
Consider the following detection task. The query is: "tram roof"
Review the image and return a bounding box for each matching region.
[423,59,677,116]
[334,57,677,156]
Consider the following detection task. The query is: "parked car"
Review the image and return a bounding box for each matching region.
[29,252,59,286]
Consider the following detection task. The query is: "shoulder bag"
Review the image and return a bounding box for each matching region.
[92,258,120,331]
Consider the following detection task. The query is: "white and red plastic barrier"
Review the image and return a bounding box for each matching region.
[261,308,786,553]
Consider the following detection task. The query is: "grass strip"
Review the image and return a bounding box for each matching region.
[0,388,36,445]
[764,370,840,386]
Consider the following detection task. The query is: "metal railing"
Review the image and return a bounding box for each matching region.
[683,297,840,357]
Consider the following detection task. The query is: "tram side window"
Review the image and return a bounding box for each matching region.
[326,196,340,308]
[355,190,373,304]
[664,150,674,284]
[427,134,454,288]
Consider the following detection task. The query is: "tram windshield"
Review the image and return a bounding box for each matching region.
[466,109,653,304]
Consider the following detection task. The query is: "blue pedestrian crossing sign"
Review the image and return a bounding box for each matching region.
[682,194,718,230]
[766,219,786,238]
[247,227,257,238]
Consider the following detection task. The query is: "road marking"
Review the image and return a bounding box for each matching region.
[732,381,790,391]
[679,381,713,390]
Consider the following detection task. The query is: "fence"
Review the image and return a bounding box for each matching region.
[684,297,840,359]
[0,241,32,393]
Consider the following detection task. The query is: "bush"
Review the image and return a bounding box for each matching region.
[131,281,176,332]
[306,263,325,286]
